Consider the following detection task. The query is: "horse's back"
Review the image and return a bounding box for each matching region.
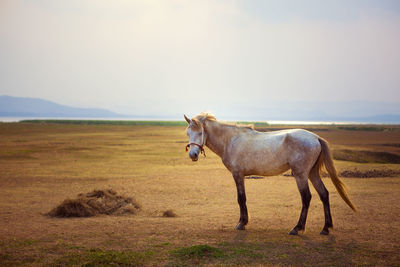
[281,129,322,172]
[281,129,321,149]
[225,128,321,176]
[251,128,320,151]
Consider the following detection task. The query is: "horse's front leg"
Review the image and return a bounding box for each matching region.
[233,172,248,230]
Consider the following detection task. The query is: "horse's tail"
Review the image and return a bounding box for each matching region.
[317,137,357,211]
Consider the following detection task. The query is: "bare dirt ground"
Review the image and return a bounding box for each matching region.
[0,123,399,266]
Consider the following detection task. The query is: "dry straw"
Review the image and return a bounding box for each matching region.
[47,189,141,217]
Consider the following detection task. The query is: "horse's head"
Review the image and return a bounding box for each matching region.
[184,114,206,161]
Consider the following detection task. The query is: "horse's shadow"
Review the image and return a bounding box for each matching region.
[226,230,356,266]
[232,230,248,243]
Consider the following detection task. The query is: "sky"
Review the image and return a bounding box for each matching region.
[1,0,400,120]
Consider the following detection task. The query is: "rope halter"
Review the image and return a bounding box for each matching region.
[185,124,206,157]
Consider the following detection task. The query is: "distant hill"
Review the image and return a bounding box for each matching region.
[0,95,124,118]
[1,95,399,123]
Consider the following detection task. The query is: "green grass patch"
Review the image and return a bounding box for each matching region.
[170,244,224,260]
[169,243,266,265]
[0,238,39,249]
[55,249,153,266]
[230,247,263,259]
[337,126,397,132]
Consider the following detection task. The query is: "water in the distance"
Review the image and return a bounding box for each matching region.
[0,117,388,125]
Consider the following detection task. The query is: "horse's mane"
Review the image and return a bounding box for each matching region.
[193,112,254,130]
[193,112,217,122]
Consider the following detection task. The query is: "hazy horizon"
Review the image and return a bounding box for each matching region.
[1,1,399,120]
[2,95,400,124]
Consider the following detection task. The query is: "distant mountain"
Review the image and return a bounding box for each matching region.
[1,95,399,123]
[0,95,124,118]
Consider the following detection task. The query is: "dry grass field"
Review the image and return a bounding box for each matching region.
[0,122,400,266]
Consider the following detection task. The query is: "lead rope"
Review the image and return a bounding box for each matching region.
[201,125,206,157]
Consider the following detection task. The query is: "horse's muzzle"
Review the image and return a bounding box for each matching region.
[189,150,199,161]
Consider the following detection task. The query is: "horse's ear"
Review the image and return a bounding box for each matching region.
[184,114,191,124]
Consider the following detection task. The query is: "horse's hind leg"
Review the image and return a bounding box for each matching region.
[289,174,312,235]
[309,170,333,235]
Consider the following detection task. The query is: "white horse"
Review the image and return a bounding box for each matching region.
[184,112,356,235]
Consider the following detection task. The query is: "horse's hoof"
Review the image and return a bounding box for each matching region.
[320,229,329,235]
[235,224,246,230]
[288,229,298,235]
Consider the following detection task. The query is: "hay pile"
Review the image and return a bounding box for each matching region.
[162,209,177,217]
[48,189,140,217]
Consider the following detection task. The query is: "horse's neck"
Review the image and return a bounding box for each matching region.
[204,120,236,158]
